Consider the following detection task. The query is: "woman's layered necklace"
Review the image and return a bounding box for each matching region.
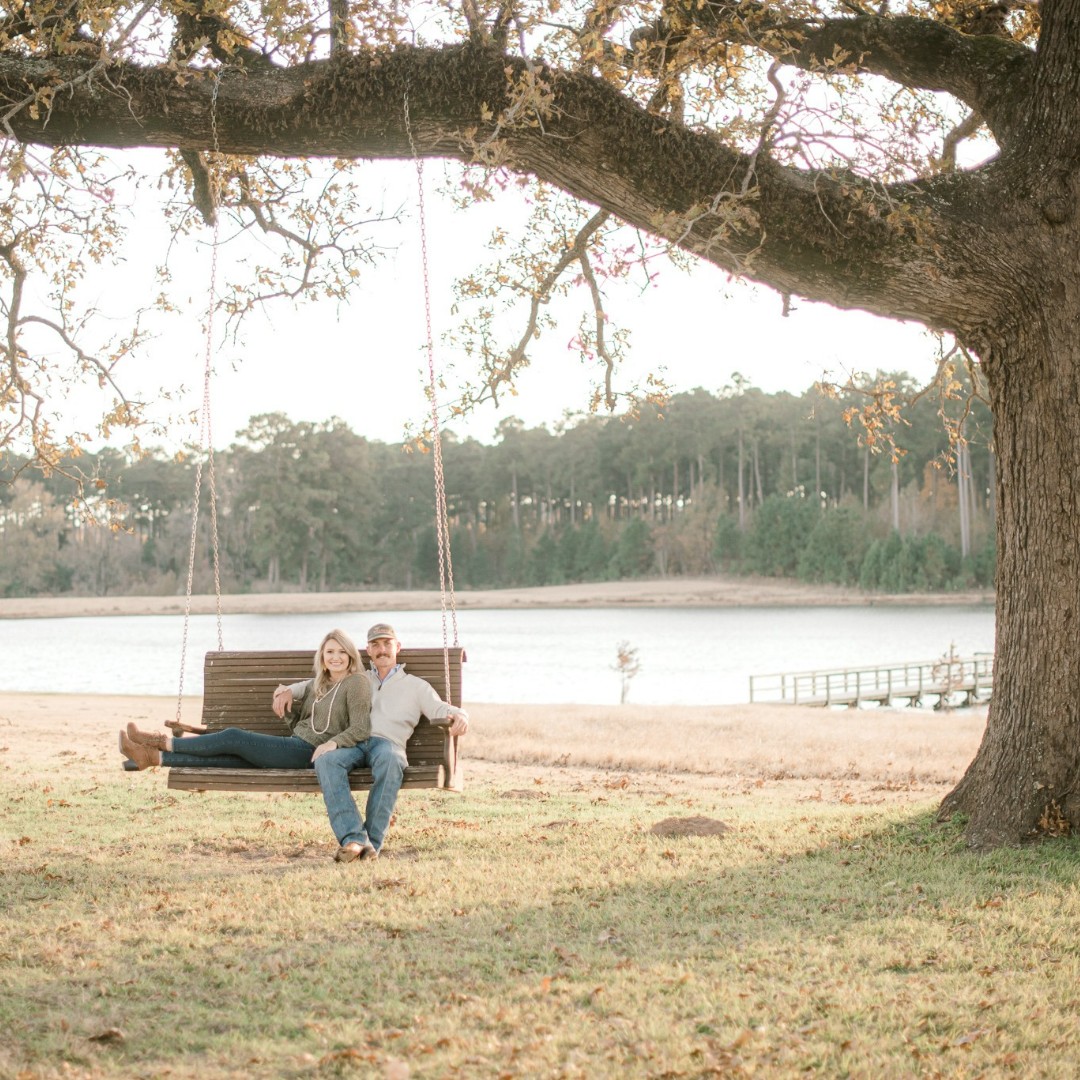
[310,679,345,735]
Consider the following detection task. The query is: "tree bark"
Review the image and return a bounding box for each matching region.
[940,294,1080,846]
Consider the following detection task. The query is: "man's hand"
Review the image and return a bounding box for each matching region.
[272,684,294,719]
[311,739,338,762]
[447,709,469,737]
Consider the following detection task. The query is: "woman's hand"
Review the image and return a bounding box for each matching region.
[311,739,338,762]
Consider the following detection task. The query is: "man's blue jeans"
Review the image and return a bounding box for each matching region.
[161,730,316,769]
[314,737,407,852]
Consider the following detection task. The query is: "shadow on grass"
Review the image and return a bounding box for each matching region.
[5,782,1080,1077]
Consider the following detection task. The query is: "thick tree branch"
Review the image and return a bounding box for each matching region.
[633,2,1033,146]
[0,43,1024,337]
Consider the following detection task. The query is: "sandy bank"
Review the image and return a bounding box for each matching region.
[0,576,994,620]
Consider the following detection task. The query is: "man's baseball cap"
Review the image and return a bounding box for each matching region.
[366,623,397,642]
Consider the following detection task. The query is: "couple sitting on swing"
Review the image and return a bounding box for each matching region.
[119,623,469,862]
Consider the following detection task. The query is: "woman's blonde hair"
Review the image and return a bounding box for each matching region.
[312,628,362,696]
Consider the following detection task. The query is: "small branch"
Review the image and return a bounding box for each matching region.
[493,209,610,400]
[461,0,486,45]
[17,314,132,404]
[237,174,320,255]
[173,0,274,71]
[329,0,351,57]
[491,0,516,48]
[740,60,786,197]
[933,109,984,173]
[577,248,616,410]
[180,149,217,226]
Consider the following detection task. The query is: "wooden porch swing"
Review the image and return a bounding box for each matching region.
[158,90,463,795]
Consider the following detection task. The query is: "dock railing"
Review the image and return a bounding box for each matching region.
[749,653,994,708]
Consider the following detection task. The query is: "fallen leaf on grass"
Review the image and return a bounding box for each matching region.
[319,1048,376,1065]
[88,1028,125,1043]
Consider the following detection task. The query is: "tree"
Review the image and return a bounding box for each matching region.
[746,492,818,578]
[0,477,68,594]
[0,3,1071,845]
[797,503,869,586]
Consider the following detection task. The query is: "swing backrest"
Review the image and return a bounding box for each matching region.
[167,647,465,793]
[201,649,464,731]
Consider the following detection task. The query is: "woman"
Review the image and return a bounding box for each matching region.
[120,628,371,773]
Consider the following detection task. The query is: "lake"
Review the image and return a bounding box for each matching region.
[3,605,995,706]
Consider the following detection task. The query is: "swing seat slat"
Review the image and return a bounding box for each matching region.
[166,764,446,793]
[166,648,465,794]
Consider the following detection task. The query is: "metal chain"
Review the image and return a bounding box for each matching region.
[207,72,225,650]
[175,71,225,726]
[404,92,460,704]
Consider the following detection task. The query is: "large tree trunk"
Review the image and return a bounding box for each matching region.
[940,304,1080,846]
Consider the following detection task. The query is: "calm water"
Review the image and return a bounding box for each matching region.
[2,605,994,705]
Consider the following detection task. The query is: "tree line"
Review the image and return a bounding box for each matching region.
[0,374,994,598]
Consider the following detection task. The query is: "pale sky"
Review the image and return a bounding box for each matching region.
[62,156,945,453]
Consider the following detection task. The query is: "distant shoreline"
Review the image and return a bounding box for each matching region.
[0,576,994,620]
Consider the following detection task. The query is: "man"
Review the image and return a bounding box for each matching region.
[272,622,469,862]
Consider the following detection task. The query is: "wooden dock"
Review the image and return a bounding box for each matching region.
[749,654,994,708]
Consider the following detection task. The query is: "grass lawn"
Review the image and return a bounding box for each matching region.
[4,751,1080,1078]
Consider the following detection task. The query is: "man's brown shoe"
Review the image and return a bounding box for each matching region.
[334,842,377,863]
[125,723,168,751]
[119,730,161,770]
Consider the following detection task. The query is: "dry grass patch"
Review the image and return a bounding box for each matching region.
[467,701,986,784]
[4,724,1080,1079]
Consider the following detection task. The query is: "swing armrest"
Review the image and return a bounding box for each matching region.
[166,720,210,735]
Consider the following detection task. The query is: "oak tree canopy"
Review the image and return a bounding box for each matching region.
[1,0,1075,846]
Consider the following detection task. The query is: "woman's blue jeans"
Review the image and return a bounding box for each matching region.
[161,730,316,769]
[313,737,407,852]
